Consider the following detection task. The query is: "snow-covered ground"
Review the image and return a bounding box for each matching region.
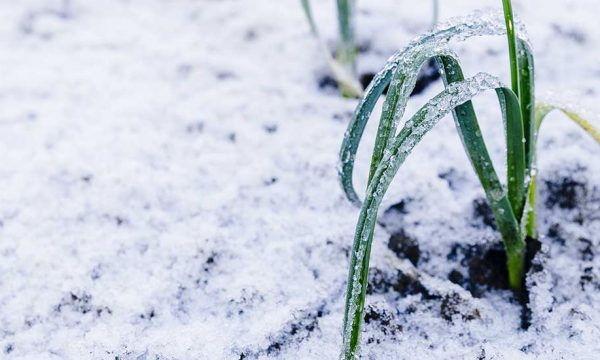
[0,0,599,359]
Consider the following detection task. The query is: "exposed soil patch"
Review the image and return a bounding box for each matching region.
[383,196,546,329]
[317,74,339,92]
[440,292,481,322]
[542,169,599,229]
[363,303,403,344]
[367,267,481,326]
[471,197,497,230]
[367,267,436,299]
[54,290,112,317]
[444,236,543,329]
[387,229,420,266]
[238,302,329,359]
[545,174,587,210]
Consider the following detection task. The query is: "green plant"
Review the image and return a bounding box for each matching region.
[300,0,440,98]
[337,3,600,359]
[301,0,362,97]
[526,102,600,237]
[335,0,357,86]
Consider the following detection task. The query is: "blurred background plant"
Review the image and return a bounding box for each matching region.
[301,0,440,98]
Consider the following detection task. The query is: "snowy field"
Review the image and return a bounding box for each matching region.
[0,0,599,359]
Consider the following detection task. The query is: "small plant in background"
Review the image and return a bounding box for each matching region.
[301,0,440,98]
[334,0,356,87]
[336,0,600,358]
[301,0,362,97]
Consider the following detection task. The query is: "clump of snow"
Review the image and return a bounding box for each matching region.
[0,0,599,359]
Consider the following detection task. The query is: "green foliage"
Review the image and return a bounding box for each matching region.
[300,0,362,97]
[335,0,356,73]
[337,3,600,359]
[525,102,600,237]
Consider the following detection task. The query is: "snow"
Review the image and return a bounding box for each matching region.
[0,0,599,359]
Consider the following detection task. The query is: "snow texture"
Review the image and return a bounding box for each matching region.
[0,0,599,359]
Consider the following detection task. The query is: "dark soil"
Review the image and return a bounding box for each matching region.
[363,304,403,344]
[238,302,329,359]
[471,197,497,230]
[446,241,509,296]
[383,195,548,329]
[367,267,437,300]
[317,74,339,92]
[361,296,478,345]
[545,174,587,210]
[440,292,481,322]
[387,229,420,266]
[348,168,594,344]
[366,267,482,326]
[54,290,112,317]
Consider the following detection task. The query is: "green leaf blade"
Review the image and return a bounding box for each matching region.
[338,12,534,358]
[524,102,600,237]
[499,87,527,220]
[438,56,525,290]
[501,0,520,97]
[516,39,536,170]
[341,68,526,359]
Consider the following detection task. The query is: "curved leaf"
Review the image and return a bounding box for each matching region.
[524,102,600,237]
[439,56,525,274]
[341,71,524,360]
[339,10,533,207]
[501,0,536,171]
[338,11,534,359]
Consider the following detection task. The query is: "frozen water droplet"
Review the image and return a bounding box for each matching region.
[491,188,504,201]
